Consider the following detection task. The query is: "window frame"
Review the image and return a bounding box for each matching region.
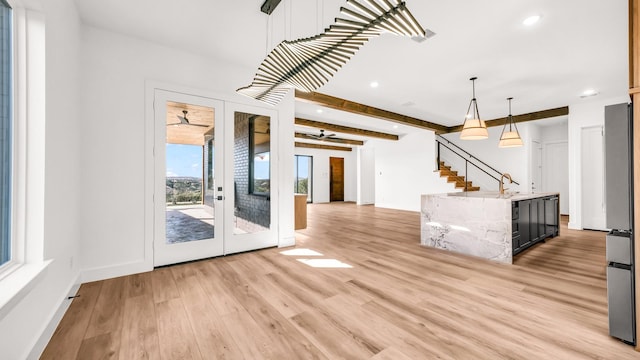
[0,0,49,321]
[294,155,313,203]
[248,115,271,196]
[0,0,14,276]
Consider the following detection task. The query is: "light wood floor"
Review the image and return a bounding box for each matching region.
[41,203,638,359]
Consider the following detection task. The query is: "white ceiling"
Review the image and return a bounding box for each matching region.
[75,0,627,135]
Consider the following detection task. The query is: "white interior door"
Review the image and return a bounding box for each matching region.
[544,141,569,214]
[223,102,279,255]
[154,90,225,266]
[581,126,606,230]
[531,140,542,193]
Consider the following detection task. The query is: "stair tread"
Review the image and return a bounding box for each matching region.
[439,161,480,192]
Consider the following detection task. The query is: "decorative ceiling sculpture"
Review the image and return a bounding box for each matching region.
[237,0,428,106]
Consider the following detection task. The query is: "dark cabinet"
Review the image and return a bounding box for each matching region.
[537,198,546,240]
[530,198,541,242]
[544,196,559,237]
[517,200,531,249]
[513,195,559,256]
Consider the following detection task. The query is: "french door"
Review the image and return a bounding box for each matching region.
[153,90,278,266]
[223,103,278,254]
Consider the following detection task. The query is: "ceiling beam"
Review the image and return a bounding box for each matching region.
[295,142,352,152]
[445,106,570,133]
[295,132,365,146]
[295,90,449,134]
[295,117,399,141]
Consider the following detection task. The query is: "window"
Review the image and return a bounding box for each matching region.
[249,115,270,195]
[0,0,11,268]
[0,0,50,319]
[294,155,312,203]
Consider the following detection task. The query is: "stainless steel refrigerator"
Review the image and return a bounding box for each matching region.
[604,102,636,345]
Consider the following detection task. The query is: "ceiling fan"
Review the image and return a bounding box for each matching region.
[168,110,209,127]
[308,129,337,140]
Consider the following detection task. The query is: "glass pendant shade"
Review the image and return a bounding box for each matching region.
[460,77,488,140]
[498,97,523,148]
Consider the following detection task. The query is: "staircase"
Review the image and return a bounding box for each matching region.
[439,161,480,192]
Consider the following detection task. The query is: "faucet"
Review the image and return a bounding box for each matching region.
[499,173,513,194]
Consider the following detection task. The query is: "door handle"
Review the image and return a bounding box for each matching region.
[217,196,224,201]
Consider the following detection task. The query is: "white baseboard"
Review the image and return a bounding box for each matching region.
[81,259,153,283]
[26,275,80,360]
[568,222,581,230]
[278,236,295,248]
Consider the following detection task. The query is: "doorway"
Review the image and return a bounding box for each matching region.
[531,139,542,193]
[165,103,215,244]
[154,92,224,266]
[581,126,606,230]
[330,157,344,202]
[153,90,279,267]
[544,141,569,214]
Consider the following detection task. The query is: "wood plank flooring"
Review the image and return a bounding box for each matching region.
[41,203,639,359]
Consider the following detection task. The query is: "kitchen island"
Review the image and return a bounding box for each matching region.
[421,192,559,264]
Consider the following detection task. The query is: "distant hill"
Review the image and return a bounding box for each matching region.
[166,177,202,204]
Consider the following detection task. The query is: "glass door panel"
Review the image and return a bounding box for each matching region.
[154,90,224,266]
[224,104,278,254]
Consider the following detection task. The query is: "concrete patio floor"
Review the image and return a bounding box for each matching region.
[166,205,214,243]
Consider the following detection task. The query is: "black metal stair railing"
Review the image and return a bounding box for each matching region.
[435,134,520,191]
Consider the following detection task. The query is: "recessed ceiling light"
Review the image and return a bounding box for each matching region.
[523,15,541,26]
[316,109,323,113]
[580,89,599,98]
[393,125,399,129]
[370,81,379,88]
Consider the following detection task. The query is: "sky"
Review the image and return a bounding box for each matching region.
[295,155,310,178]
[166,144,202,178]
[166,144,274,179]
[254,152,270,180]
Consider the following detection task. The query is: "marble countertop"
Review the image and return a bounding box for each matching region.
[433,191,559,201]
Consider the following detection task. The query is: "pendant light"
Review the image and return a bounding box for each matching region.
[498,97,523,148]
[460,77,489,140]
[237,0,430,106]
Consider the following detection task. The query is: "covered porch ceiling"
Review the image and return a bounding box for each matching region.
[165,101,214,146]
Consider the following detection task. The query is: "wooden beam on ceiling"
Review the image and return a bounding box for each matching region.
[295,142,352,152]
[446,106,570,133]
[295,90,449,134]
[295,117,399,141]
[294,132,365,146]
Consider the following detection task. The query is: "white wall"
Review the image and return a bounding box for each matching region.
[541,121,569,143]
[357,146,375,205]
[79,26,295,280]
[567,96,629,229]
[0,1,83,359]
[372,131,456,212]
[294,147,357,203]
